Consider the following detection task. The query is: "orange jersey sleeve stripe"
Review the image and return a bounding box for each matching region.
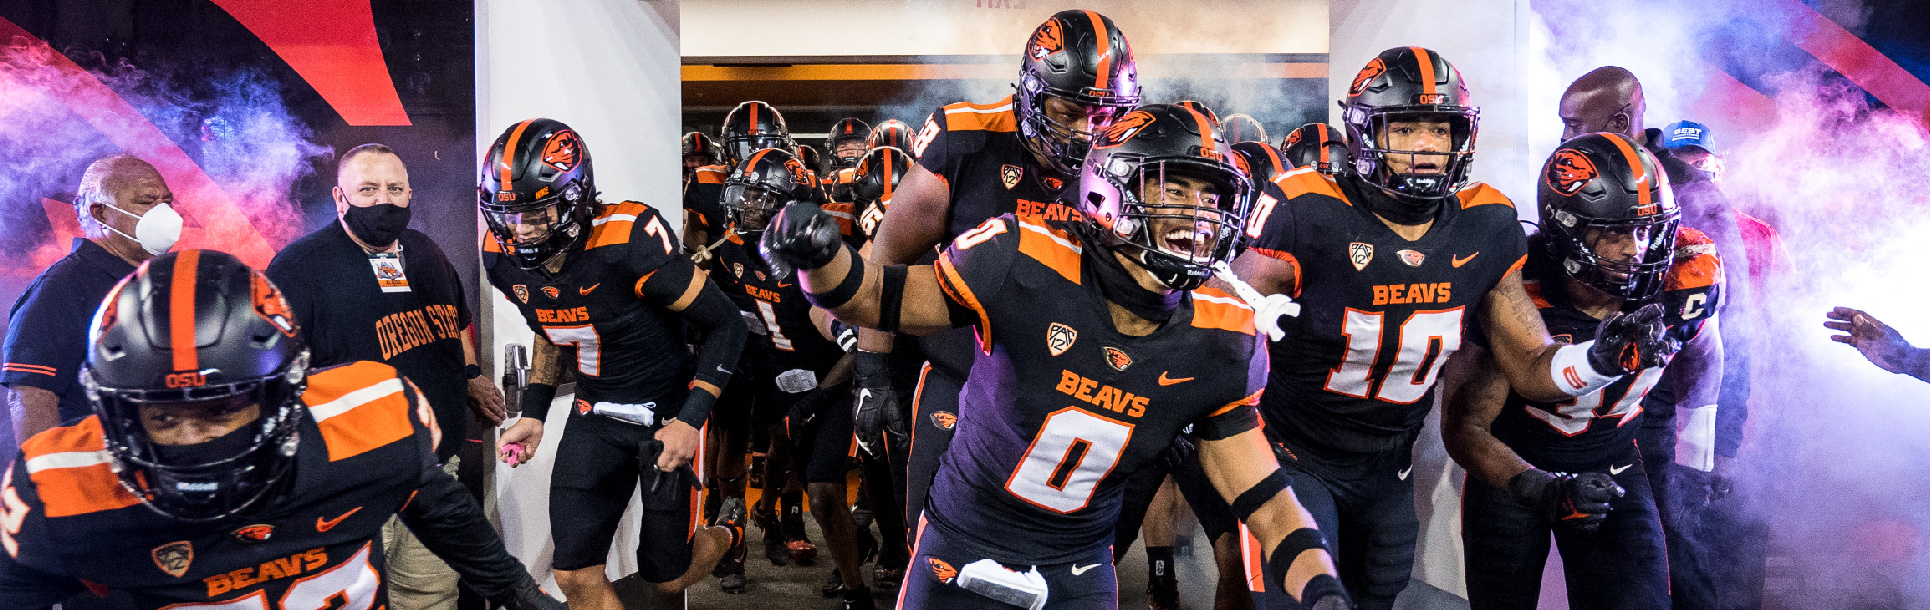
[21,417,142,517]
[1456,183,1515,209]
[1274,170,1348,204]
[2,363,56,376]
[1015,217,1082,284]
[941,97,1018,133]
[1507,254,1528,277]
[586,201,649,249]
[1208,388,1264,418]
[303,362,416,462]
[935,254,992,354]
[1190,289,1258,336]
[1245,248,1303,298]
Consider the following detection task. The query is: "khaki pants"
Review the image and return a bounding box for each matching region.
[382,456,461,610]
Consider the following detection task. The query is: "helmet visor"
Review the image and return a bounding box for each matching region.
[724,185,784,232]
[484,204,564,247]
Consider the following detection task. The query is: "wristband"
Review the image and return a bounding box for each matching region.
[519,383,557,422]
[464,363,484,380]
[1551,342,1618,397]
[807,249,865,310]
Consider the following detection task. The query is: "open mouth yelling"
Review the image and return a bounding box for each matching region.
[1162,226,1212,259]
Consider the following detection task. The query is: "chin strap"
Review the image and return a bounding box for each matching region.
[1211,261,1300,340]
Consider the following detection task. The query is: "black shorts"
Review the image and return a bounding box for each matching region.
[1461,445,1667,610]
[785,386,857,484]
[897,517,1117,610]
[549,413,698,580]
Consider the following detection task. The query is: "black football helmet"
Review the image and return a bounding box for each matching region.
[1538,132,1680,300]
[1231,141,1289,188]
[1175,101,1222,128]
[867,119,915,152]
[826,117,872,169]
[721,101,794,166]
[1078,104,1251,291]
[479,118,596,272]
[682,131,719,180]
[796,143,824,173]
[84,250,308,522]
[1281,123,1349,175]
[1341,47,1480,207]
[1222,114,1268,144]
[852,146,911,206]
[1016,10,1141,176]
[726,148,819,234]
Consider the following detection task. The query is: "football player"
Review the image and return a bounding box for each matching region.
[684,131,720,183]
[480,118,747,609]
[859,9,1139,544]
[866,119,915,153]
[1441,133,1724,609]
[1279,123,1348,175]
[766,103,1352,610]
[851,146,912,250]
[829,118,873,170]
[0,250,564,610]
[1224,113,1269,144]
[710,148,880,609]
[1220,48,1675,609]
[685,101,795,258]
[1233,141,1292,189]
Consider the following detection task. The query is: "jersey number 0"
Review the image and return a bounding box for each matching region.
[1005,408,1134,513]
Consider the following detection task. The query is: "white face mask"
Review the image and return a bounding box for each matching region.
[102,202,184,256]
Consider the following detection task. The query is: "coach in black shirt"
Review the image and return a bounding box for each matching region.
[4,155,179,440]
[267,144,502,610]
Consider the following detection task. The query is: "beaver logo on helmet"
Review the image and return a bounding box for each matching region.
[1545,149,1598,196]
[781,157,812,186]
[1029,18,1064,60]
[1350,57,1387,96]
[250,273,297,337]
[541,130,581,172]
[1096,110,1157,148]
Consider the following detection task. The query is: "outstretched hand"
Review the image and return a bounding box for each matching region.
[1825,306,1920,376]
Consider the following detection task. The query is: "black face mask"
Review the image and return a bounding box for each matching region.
[343,203,411,247]
[1344,173,1439,226]
[151,421,260,466]
[1081,229,1184,323]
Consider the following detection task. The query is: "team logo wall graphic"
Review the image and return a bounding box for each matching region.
[1047,322,1078,356]
[1350,57,1387,96]
[542,130,581,172]
[152,541,194,577]
[1349,242,1374,271]
[1545,149,1598,196]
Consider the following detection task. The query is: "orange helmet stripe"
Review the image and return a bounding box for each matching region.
[500,119,535,191]
[1603,133,1652,211]
[1316,124,1331,165]
[882,152,896,201]
[748,103,760,135]
[1185,107,1215,158]
[1084,11,1112,90]
[169,250,201,372]
[1410,47,1438,97]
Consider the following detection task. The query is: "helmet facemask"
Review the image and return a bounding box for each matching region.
[724,184,787,234]
[1345,106,1479,205]
[1017,74,1133,176]
[1087,158,1250,291]
[1547,207,1681,300]
[480,179,592,273]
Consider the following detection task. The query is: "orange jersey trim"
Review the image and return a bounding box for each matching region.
[586,201,649,250]
[1273,170,1348,205]
[1455,183,1515,209]
[1507,254,1528,277]
[1014,216,1082,284]
[941,96,1018,133]
[935,254,992,353]
[692,165,728,185]
[2,363,56,376]
[1191,288,1257,336]
[303,361,416,462]
[1522,280,1553,309]
[1208,388,1264,418]
[20,417,142,518]
[1666,227,1724,291]
[1245,248,1303,298]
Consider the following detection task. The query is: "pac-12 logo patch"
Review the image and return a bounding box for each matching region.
[152,541,194,578]
[1104,346,1133,372]
[1001,164,1022,189]
[930,411,958,430]
[1349,242,1374,271]
[1047,322,1078,356]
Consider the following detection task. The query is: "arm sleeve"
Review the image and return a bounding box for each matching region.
[1192,335,1269,441]
[0,281,86,394]
[638,256,746,425]
[933,216,1022,333]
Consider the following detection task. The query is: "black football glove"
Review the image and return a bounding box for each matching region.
[759,201,843,280]
[498,581,569,610]
[852,350,908,458]
[785,383,843,441]
[1588,303,1678,376]
[1510,469,1625,533]
[1158,434,1198,473]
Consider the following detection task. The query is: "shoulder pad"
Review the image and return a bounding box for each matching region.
[18,417,141,518]
[1270,169,1348,204]
[693,165,728,185]
[1190,288,1257,336]
[303,361,416,462]
[1665,226,1723,291]
[1012,215,1082,284]
[941,96,1018,133]
[1455,182,1515,209]
[587,201,659,250]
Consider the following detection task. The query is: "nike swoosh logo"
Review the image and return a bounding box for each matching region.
[1609,464,1630,475]
[1451,252,1479,268]
[580,283,599,295]
[1157,372,1194,386]
[776,282,792,288]
[1071,563,1100,575]
[1397,466,1413,480]
[316,507,362,533]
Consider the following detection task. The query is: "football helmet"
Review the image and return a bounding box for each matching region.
[1537,132,1680,300]
[1016,10,1140,175]
[1077,104,1251,291]
[1341,47,1480,207]
[826,117,872,169]
[1281,123,1349,175]
[725,148,819,234]
[867,119,915,152]
[721,101,795,166]
[1222,113,1268,144]
[479,118,596,272]
[1175,101,1221,128]
[851,146,912,206]
[84,249,309,522]
[1231,141,1289,188]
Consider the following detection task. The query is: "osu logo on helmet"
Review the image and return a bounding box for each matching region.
[1028,18,1064,60]
[1350,57,1387,96]
[1545,149,1598,196]
[1096,110,1157,149]
[541,130,581,171]
[782,157,812,186]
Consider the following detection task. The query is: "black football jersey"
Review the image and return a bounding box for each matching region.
[485,202,690,407]
[921,214,1267,564]
[1245,169,1530,453]
[1488,228,1723,471]
[710,233,843,377]
[0,362,441,609]
[683,164,730,242]
[908,96,1081,380]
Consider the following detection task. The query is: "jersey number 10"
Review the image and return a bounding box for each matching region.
[1325,308,1465,404]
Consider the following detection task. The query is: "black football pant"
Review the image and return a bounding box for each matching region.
[1235,435,1416,610]
[1110,451,1238,562]
[1639,422,1767,610]
[904,364,963,543]
[897,518,1118,610]
[1461,446,1668,610]
[549,413,697,581]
